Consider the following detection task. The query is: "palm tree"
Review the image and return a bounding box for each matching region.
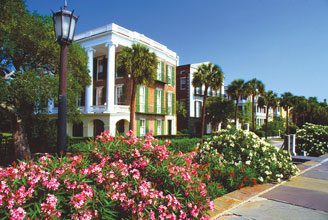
[116,44,157,131]
[257,90,278,138]
[227,79,246,127]
[280,92,294,134]
[245,78,265,131]
[192,63,224,141]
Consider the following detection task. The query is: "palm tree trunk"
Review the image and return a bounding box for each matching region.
[286,108,289,134]
[265,107,269,139]
[252,95,255,131]
[12,114,31,160]
[235,99,239,127]
[129,79,137,131]
[201,86,208,142]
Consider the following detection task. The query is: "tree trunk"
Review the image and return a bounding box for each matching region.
[286,108,289,134]
[129,79,137,131]
[201,86,208,142]
[12,114,31,160]
[235,99,239,127]
[252,95,255,131]
[265,106,269,139]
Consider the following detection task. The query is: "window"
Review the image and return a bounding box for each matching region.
[195,101,202,118]
[140,119,146,136]
[195,86,202,95]
[96,86,104,105]
[73,123,83,137]
[139,86,146,112]
[167,93,172,115]
[180,77,186,90]
[157,62,162,81]
[157,120,162,135]
[97,58,104,80]
[157,89,162,114]
[167,65,172,84]
[115,85,125,105]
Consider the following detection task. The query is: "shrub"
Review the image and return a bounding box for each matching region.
[198,129,299,183]
[288,123,298,134]
[297,123,328,156]
[168,138,200,153]
[254,130,265,138]
[0,131,214,219]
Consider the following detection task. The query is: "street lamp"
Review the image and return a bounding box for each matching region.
[52,1,78,154]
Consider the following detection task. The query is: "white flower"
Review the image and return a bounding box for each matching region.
[245,160,251,165]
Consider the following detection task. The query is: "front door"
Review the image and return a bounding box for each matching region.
[168,120,172,135]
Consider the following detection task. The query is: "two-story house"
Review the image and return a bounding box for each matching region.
[176,62,225,135]
[48,23,178,137]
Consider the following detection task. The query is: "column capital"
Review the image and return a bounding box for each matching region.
[85,47,96,53]
[105,41,118,48]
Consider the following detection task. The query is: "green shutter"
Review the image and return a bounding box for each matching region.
[155,120,158,135]
[166,64,169,83]
[172,66,175,86]
[146,120,149,133]
[136,85,140,112]
[161,91,164,114]
[137,120,140,137]
[162,119,165,135]
[154,89,157,114]
[145,87,149,113]
[166,92,168,114]
[172,94,175,115]
[161,62,165,82]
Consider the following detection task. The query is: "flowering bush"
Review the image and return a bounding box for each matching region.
[297,123,328,156]
[0,131,213,219]
[198,129,299,184]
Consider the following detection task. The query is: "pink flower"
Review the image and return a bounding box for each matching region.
[130,169,140,180]
[10,207,26,220]
[41,194,61,217]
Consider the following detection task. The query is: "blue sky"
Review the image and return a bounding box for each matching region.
[27,0,328,101]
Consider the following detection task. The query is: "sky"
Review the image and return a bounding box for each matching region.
[26,0,328,101]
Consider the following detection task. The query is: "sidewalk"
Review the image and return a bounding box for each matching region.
[210,155,328,220]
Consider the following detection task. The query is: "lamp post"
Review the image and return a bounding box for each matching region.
[52,1,78,154]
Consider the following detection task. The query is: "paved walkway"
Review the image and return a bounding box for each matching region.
[211,155,328,220]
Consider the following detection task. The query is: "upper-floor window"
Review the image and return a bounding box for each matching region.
[139,86,146,112]
[180,77,186,90]
[195,86,202,95]
[97,58,104,80]
[157,62,162,81]
[95,86,104,105]
[167,93,172,115]
[157,89,162,114]
[167,65,172,84]
[115,85,125,105]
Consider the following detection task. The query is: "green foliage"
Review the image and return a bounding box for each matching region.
[206,97,234,128]
[198,129,299,183]
[262,117,285,137]
[192,63,224,92]
[242,101,252,124]
[167,138,200,153]
[254,130,265,138]
[176,100,187,118]
[297,123,328,156]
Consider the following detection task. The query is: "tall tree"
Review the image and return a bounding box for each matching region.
[0,0,90,160]
[257,90,278,139]
[280,92,294,134]
[192,63,224,141]
[206,97,234,130]
[116,44,157,131]
[227,79,248,127]
[245,78,265,131]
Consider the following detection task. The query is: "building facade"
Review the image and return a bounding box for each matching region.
[48,23,179,137]
[176,62,225,135]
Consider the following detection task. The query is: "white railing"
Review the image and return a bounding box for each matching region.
[114,105,130,113]
[91,105,106,113]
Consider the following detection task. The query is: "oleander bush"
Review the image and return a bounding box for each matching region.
[0,131,214,220]
[167,138,200,153]
[297,123,328,156]
[197,129,299,184]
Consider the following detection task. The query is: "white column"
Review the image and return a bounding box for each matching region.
[105,42,117,113]
[85,47,95,113]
